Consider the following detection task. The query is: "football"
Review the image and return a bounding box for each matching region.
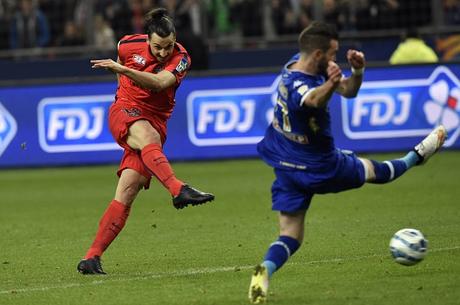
[389,228,428,266]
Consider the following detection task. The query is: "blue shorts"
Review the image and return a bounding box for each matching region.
[271,151,366,213]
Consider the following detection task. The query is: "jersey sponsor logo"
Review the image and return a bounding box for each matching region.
[38,95,120,152]
[341,66,460,147]
[187,77,280,146]
[133,54,146,66]
[175,57,188,73]
[0,102,17,157]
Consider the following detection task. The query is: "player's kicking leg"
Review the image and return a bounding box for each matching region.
[414,125,447,165]
[361,125,447,184]
[140,143,215,209]
[173,184,215,209]
[128,121,215,209]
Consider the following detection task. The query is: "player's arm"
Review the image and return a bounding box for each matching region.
[90,58,176,92]
[116,57,122,84]
[335,50,365,98]
[120,68,176,92]
[302,61,342,108]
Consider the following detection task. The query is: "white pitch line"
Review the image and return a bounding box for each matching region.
[1,246,459,295]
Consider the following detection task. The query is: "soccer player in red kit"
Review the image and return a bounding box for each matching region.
[77,8,214,275]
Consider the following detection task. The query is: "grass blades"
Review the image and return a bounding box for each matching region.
[0,151,459,305]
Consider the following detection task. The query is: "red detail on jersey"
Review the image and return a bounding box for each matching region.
[116,34,191,121]
[447,96,457,109]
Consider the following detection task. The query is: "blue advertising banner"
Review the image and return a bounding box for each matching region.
[334,65,460,151]
[0,64,459,168]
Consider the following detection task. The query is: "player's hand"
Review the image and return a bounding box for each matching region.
[90,59,126,74]
[347,50,365,70]
[327,61,342,85]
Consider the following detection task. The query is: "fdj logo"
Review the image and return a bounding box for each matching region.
[38,95,120,152]
[196,101,255,133]
[187,78,279,146]
[0,102,17,157]
[342,66,460,146]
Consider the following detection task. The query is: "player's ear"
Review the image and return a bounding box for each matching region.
[312,49,323,60]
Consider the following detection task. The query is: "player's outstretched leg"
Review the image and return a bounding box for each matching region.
[172,184,215,209]
[141,143,215,209]
[249,264,269,304]
[366,125,447,184]
[414,125,447,165]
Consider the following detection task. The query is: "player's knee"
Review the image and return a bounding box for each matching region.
[127,121,162,150]
[117,183,140,206]
[127,184,141,199]
[127,132,161,150]
[137,127,161,146]
[142,133,161,147]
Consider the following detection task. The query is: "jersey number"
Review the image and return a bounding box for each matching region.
[276,97,291,132]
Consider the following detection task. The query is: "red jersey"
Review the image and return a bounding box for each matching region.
[116,34,191,121]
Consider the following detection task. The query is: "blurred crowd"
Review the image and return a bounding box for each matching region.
[0,0,460,65]
[0,0,205,50]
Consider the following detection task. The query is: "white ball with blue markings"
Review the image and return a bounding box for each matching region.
[389,228,428,266]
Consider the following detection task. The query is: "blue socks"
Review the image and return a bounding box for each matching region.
[400,151,420,168]
[262,235,300,277]
[262,260,277,277]
[370,151,420,184]
[370,159,406,183]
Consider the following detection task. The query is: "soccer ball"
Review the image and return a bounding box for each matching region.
[389,228,428,266]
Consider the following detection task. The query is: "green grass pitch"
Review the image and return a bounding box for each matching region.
[0,151,459,305]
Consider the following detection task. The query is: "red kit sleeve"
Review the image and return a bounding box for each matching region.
[164,52,191,84]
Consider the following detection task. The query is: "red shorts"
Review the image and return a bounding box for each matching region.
[108,101,168,188]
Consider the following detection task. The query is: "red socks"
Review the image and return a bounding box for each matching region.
[141,143,183,197]
[85,200,130,259]
[85,144,184,259]
[84,144,182,259]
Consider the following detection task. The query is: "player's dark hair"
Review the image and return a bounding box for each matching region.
[298,21,338,54]
[144,8,175,38]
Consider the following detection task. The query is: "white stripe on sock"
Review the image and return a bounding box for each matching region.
[383,161,395,180]
[358,158,369,181]
[269,241,291,257]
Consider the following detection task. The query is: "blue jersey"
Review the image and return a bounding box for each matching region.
[257,53,340,174]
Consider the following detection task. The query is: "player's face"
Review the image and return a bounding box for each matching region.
[318,39,338,75]
[148,33,176,63]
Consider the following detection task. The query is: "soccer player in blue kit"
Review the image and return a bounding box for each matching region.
[248,21,447,303]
